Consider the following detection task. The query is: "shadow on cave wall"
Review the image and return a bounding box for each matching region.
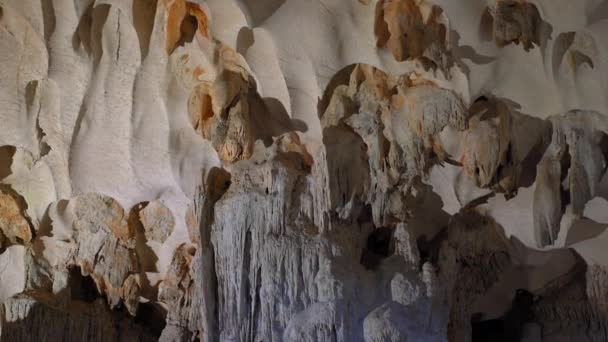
[471,288,539,342]
[0,297,165,342]
[0,145,15,181]
[0,265,167,342]
[248,88,308,148]
[360,224,394,270]
[467,238,608,341]
[234,0,287,27]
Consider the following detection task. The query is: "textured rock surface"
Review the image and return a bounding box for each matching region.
[1,0,608,341]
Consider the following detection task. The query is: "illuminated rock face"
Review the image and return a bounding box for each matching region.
[1,0,608,341]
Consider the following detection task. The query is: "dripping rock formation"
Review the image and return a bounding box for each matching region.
[1,0,608,341]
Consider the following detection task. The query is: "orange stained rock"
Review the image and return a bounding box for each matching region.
[492,0,542,51]
[102,197,133,244]
[352,64,398,101]
[402,72,438,87]
[186,3,211,37]
[391,93,405,111]
[461,99,513,188]
[375,0,447,63]
[193,66,205,80]
[188,83,215,133]
[190,69,254,162]
[277,133,314,168]
[0,191,31,245]
[164,0,211,54]
[185,205,199,244]
[73,194,135,244]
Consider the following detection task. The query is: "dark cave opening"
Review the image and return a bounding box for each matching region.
[67,266,167,339]
[178,13,198,48]
[360,227,394,270]
[68,266,101,303]
[471,289,537,342]
[134,302,167,338]
[416,227,448,271]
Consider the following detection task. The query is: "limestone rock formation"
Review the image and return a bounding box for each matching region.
[1,0,608,341]
[485,0,546,51]
[374,0,451,69]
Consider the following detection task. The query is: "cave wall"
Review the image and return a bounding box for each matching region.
[1,0,608,341]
